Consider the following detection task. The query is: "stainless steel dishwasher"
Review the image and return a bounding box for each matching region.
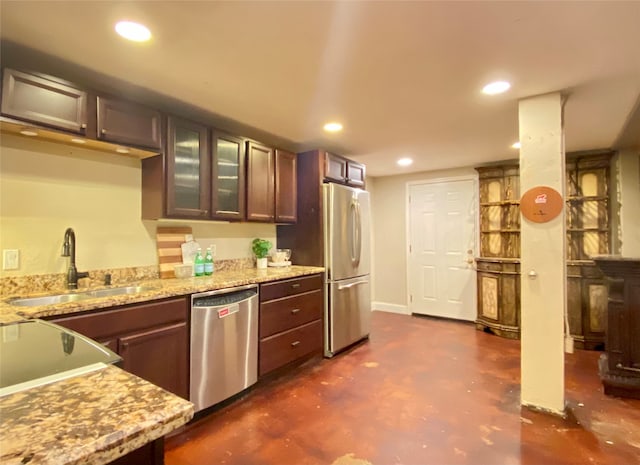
[190,284,259,412]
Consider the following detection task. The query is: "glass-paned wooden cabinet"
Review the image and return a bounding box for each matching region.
[475,152,613,349]
[475,164,521,339]
[566,151,613,349]
[211,131,245,221]
[166,116,210,218]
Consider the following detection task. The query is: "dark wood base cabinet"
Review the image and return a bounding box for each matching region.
[594,256,640,399]
[259,274,323,377]
[47,297,189,399]
[108,438,164,465]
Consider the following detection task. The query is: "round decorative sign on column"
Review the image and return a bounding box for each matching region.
[520,186,564,223]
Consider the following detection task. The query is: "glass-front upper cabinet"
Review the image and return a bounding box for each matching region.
[211,131,245,220]
[166,116,210,218]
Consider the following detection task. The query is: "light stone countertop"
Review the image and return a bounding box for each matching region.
[0,265,324,465]
[0,365,194,465]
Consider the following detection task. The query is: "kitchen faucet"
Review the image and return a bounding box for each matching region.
[61,227,89,290]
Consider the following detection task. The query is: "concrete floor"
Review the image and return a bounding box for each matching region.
[165,311,640,465]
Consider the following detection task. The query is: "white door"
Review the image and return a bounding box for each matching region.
[408,178,477,320]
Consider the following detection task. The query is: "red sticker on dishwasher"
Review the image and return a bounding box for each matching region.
[218,308,230,318]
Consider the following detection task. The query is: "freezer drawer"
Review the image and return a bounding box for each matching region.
[326,275,371,357]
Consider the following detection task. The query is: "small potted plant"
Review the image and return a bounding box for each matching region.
[252,238,272,269]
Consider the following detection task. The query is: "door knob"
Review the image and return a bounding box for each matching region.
[528,270,538,279]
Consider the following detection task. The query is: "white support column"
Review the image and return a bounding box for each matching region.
[519,92,566,415]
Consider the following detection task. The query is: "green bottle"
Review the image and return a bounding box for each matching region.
[194,248,205,277]
[204,247,214,276]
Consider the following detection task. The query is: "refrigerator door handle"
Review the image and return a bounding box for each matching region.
[338,278,369,290]
[355,199,362,267]
[350,200,358,265]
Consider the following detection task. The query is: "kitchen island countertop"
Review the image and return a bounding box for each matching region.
[0,364,194,465]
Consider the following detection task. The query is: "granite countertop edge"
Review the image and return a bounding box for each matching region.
[0,365,194,465]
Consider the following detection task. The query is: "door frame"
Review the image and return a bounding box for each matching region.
[405,174,480,316]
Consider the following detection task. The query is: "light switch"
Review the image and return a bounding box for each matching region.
[3,249,19,270]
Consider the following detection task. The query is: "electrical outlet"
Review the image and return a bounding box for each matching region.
[2,249,19,270]
[210,245,217,257]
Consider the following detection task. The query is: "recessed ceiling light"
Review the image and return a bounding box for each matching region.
[116,147,130,154]
[323,122,343,133]
[71,138,86,144]
[397,157,413,167]
[482,81,511,95]
[115,21,151,42]
[19,129,38,136]
[511,141,521,149]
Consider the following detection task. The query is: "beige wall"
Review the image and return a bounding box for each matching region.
[369,166,477,311]
[0,135,275,277]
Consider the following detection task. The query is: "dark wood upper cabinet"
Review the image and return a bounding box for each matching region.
[275,149,297,223]
[324,152,348,183]
[346,160,366,187]
[1,68,87,134]
[97,96,162,149]
[246,141,275,222]
[324,151,366,187]
[211,131,245,221]
[165,116,210,219]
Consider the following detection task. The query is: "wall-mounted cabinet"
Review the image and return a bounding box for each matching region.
[246,141,275,222]
[165,116,211,219]
[97,96,162,150]
[275,149,297,223]
[324,151,366,187]
[0,67,161,159]
[211,131,245,221]
[1,68,87,134]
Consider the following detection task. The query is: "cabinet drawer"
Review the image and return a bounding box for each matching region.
[259,319,322,376]
[260,274,323,302]
[49,297,188,341]
[260,290,322,338]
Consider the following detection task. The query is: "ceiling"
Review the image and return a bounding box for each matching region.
[1,1,639,177]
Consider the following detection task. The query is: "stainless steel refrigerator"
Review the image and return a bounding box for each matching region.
[323,182,371,357]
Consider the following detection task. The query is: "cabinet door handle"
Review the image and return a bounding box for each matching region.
[291,283,300,289]
[291,340,300,347]
[291,308,300,314]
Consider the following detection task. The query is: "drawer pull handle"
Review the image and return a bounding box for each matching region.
[291,340,300,347]
[291,308,301,314]
[291,283,301,288]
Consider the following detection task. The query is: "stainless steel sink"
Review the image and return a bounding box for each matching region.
[82,285,158,299]
[8,293,89,307]
[7,285,159,307]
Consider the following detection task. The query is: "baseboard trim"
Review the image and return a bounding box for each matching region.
[372,302,410,315]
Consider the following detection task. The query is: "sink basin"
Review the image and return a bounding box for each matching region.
[8,293,88,307]
[82,285,158,299]
[7,285,159,307]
